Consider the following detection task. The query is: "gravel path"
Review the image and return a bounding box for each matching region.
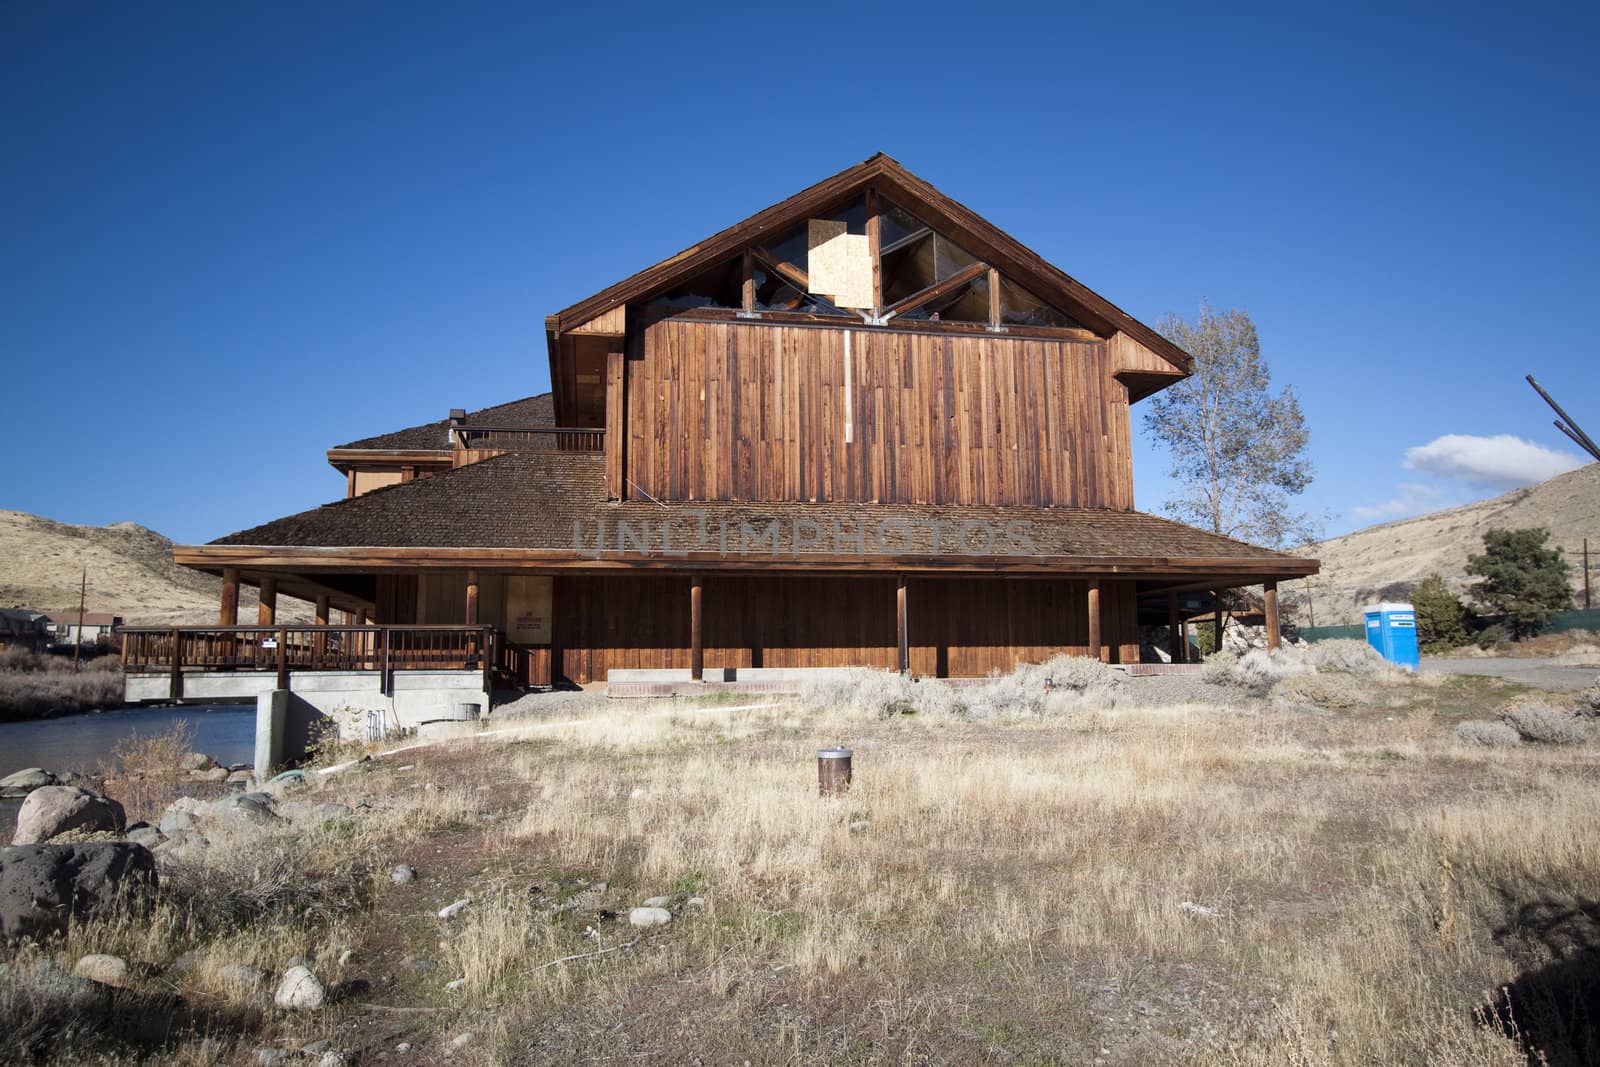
[1424,656,1599,692]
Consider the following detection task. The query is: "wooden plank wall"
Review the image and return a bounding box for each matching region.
[552,574,1138,684]
[626,319,1133,509]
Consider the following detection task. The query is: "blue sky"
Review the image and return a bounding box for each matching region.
[3,3,1596,546]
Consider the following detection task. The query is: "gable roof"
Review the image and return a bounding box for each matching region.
[331,393,555,453]
[547,153,1192,376]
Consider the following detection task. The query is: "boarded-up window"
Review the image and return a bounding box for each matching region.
[807,219,872,308]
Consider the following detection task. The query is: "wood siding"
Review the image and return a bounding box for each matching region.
[553,574,1138,685]
[625,319,1132,508]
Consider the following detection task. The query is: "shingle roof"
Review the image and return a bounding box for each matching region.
[331,394,555,452]
[210,451,1314,573]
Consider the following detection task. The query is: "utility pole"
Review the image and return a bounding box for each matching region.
[73,568,86,672]
[1585,537,1591,610]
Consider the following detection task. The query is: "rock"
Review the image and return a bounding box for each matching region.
[254,1049,288,1067]
[445,977,466,990]
[302,1039,332,1054]
[437,899,470,919]
[0,768,56,796]
[12,787,126,845]
[390,864,417,885]
[318,1053,347,1067]
[407,957,437,973]
[396,1042,412,1053]
[179,753,217,772]
[125,826,163,848]
[202,793,278,826]
[285,954,313,970]
[686,896,706,907]
[642,895,672,908]
[168,796,202,815]
[217,962,267,989]
[313,802,352,820]
[262,769,308,795]
[73,953,130,987]
[448,1031,475,1051]
[158,808,195,835]
[0,842,158,942]
[192,767,230,783]
[629,906,672,928]
[273,964,325,1010]
[1179,901,1219,918]
[226,769,254,784]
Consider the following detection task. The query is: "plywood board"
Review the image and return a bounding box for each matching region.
[807,219,872,309]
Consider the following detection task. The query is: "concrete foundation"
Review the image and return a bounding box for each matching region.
[606,667,862,685]
[127,669,492,741]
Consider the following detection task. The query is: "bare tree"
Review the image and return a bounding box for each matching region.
[1143,303,1313,548]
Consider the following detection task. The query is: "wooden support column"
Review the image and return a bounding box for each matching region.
[896,574,910,675]
[1087,579,1103,663]
[1264,581,1281,651]
[257,577,277,626]
[689,575,704,682]
[1167,592,1184,664]
[219,568,239,626]
[605,339,626,501]
[465,570,480,625]
[312,596,329,662]
[1213,591,1223,657]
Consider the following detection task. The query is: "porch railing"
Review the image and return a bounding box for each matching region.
[453,425,604,452]
[121,625,499,699]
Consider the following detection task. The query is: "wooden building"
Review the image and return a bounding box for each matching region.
[164,154,1317,689]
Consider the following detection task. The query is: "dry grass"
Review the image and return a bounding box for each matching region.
[6,669,1599,1064]
[0,650,123,722]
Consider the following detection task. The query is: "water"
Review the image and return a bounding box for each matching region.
[0,704,256,832]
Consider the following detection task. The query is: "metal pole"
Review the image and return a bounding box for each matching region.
[73,568,86,671]
[1586,538,1591,610]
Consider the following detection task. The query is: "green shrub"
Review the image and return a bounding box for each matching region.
[1412,574,1474,652]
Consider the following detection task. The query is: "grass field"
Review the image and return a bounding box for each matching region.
[5,657,1598,1065]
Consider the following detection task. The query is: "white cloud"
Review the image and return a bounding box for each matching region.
[1403,434,1583,490]
[1350,482,1451,521]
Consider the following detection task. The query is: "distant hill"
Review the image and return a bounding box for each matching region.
[1295,463,1600,625]
[0,509,308,626]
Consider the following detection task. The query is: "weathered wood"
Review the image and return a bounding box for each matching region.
[220,568,239,626]
[1087,579,1103,662]
[568,304,626,337]
[1167,591,1184,664]
[314,595,329,660]
[866,186,882,311]
[465,570,479,625]
[169,627,182,701]
[626,320,1136,509]
[1264,580,1281,651]
[258,577,277,626]
[882,260,988,319]
[896,574,909,675]
[606,341,626,500]
[276,626,288,689]
[689,574,704,681]
[741,249,755,312]
[987,267,1001,327]
[750,245,809,291]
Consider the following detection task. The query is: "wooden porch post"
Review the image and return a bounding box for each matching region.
[465,570,480,625]
[896,574,910,676]
[258,577,277,626]
[314,595,329,661]
[1213,591,1223,657]
[1087,579,1103,662]
[219,568,239,626]
[689,574,704,682]
[1264,580,1281,651]
[1167,592,1184,664]
[605,339,626,501]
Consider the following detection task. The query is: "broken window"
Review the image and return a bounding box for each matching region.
[651,257,742,310]
[753,266,852,316]
[878,198,980,307]
[999,276,1083,329]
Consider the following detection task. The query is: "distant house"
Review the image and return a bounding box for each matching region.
[46,611,123,648]
[0,609,52,652]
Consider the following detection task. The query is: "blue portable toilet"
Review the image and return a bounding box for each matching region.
[1363,602,1419,670]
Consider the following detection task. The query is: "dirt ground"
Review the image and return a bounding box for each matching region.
[6,665,1600,1066]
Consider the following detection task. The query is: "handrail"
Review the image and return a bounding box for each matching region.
[453,425,604,453]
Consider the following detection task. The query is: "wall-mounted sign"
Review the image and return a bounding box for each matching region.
[505,576,553,644]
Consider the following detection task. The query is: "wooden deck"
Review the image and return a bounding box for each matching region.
[120,625,521,699]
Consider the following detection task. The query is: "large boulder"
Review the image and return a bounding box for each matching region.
[0,842,158,942]
[0,768,57,797]
[179,752,217,772]
[12,786,126,845]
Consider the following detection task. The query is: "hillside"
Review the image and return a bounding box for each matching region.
[0,509,309,626]
[1296,463,1600,625]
